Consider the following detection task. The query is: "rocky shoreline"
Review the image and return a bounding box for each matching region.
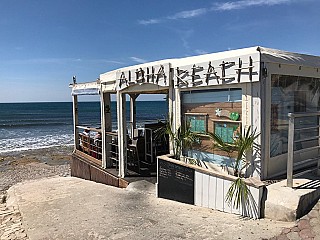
[0,146,73,195]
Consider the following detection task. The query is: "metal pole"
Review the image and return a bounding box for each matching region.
[287,114,294,188]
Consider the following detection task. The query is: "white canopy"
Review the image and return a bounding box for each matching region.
[72,46,320,93]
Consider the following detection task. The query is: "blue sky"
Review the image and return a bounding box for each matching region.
[0,0,319,102]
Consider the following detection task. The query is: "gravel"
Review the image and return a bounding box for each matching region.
[0,146,72,195]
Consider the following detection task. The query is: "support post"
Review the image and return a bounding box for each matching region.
[168,82,175,155]
[117,92,127,177]
[287,113,294,188]
[101,92,112,168]
[174,88,181,132]
[129,94,139,139]
[72,95,79,150]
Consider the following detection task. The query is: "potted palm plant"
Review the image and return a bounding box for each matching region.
[155,116,199,161]
[207,126,260,210]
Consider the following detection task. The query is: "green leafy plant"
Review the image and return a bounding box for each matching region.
[207,126,260,212]
[207,126,260,177]
[155,116,199,160]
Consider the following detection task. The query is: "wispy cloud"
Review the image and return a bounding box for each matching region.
[138,18,163,25]
[167,8,207,20]
[213,0,292,11]
[130,57,147,64]
[138,8,207,25]
[138,0,296,25]
[194,49,209,55]
[177,29,194,50]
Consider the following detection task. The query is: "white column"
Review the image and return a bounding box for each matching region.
[101,92,112,168]
[117,92,127,177]
[168,84,175,154]
[72,95,79,150]
[129,94,139,139]
[174,88,181,129]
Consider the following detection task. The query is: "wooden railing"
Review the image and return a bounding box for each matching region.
[77,126,102,160]
[106,132,119,169]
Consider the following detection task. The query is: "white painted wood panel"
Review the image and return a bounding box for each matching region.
[194,171,203,206]
[223,180,232,213]
[202,174,210,208]
[194,170,262,218]
[208,175,217,209]
[215,178,224,211]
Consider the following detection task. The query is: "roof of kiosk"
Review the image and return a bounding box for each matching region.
[71,46,320,94]
[259,47,320,68]
[100,46,320,82]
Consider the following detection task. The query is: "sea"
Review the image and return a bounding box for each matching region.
[0,101,168,154]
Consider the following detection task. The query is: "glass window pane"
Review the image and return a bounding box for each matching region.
[270,75,320,157]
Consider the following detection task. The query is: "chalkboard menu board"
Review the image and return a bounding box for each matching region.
[185,114,207,133]
[158,159,195,204]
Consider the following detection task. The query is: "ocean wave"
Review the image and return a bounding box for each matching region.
[0,134,74,154]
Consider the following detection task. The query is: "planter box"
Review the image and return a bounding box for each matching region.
[157,155,265,219]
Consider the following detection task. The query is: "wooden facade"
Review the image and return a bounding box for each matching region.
[72,150,129,188]
[182,101,242,157]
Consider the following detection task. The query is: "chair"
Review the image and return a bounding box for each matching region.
[128,139,140,173]
[91,138,102,159]
[79,133,91,155]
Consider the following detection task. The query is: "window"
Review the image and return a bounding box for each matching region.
[270,75,320,157]
[214,121,241,143]
[185,113,207,133]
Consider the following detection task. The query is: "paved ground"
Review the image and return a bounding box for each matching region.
[3,177,298,240]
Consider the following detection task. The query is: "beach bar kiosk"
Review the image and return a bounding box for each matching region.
[71,46,320,216]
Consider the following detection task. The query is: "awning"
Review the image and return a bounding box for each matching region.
[71,87,100,96]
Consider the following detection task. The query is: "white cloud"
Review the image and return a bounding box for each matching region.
[138,19,163,25]
[138,0,297,25]
[180,29,194,50]
[130,57,147,63]
[194,49,209,55]
[167,8,207,20]
[138,8,207,25]
[213,0,292,11]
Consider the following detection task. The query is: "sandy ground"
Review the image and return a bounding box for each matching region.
[1,147,319,240]
[7,177,295,240]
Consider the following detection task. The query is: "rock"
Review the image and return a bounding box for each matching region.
[297,219,310,230]
[0,196,5,204]
[286,231,300,240]
[2,217,12,224]
[309,217,319,227]
[299,228,315,239]
[276,234,290,240]
[281,228,291,234]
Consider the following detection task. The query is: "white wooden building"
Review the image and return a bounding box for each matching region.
[70,46,320,187]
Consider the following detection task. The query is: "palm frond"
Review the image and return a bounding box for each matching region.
[207,132,234,154]
[226,178,249,209]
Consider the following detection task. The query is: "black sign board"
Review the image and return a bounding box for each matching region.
[158,158,194,205]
